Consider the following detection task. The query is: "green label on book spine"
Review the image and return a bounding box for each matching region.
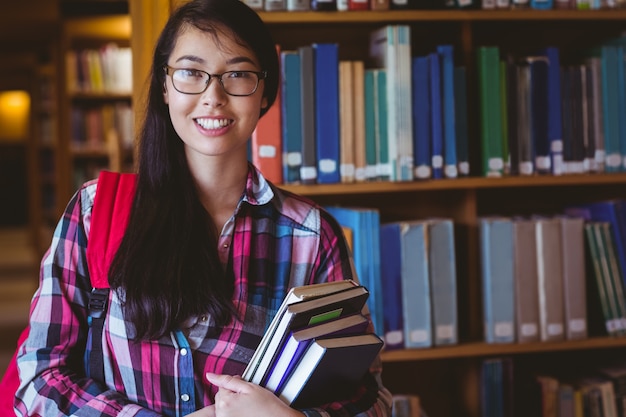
[309,308,342,325]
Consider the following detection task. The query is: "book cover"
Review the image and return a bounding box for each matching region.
[379,222,405,350]
[428,218,458,346]
[280,50,302,184]
[400,221,433,348]
[298,45,317,184]
[252,46,283,184]
[527,56,551,175]
[437,45,458,179]
[429,51,444,180]
[477,46,504,177]
[353,60,367,182]
[264,313,369,393]
[411,55,431,180]
[512,217,540,343]
[243,280,361,384]
[288,0,311,9]
[313,43,340,184]
[541,46,565,176]
[278,333,384,407]
[454,66,470,176]
[364,68,378,181]
[339,60,355,183]
[558,216,588,340]
[479,217,515,343]
[534,216,566,342]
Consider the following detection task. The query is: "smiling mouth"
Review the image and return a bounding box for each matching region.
[195,118,233,130]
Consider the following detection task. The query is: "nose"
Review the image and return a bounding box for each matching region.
[201,76,226,107]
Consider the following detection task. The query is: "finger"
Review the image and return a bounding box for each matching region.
[206,372,248,393]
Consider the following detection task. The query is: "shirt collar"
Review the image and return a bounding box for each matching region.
[241,163,275,206]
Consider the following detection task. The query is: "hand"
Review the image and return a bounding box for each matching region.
[186,405,216,417]
[206,372,305,417]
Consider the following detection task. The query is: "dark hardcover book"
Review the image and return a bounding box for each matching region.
[527,56,550,175]
[243,280,361,384]
[278,333,384,407]
[412,55,432,180]
[454,66,470,176]
[265,313,369,394]
[298,45,317,184]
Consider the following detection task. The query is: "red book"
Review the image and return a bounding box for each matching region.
[251,44,283,184]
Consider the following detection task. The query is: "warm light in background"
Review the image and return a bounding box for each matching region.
[0,90,30,142]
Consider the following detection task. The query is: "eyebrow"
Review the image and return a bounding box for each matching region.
[174,55,256,66]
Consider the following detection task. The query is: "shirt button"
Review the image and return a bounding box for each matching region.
[181,394,190,402]
[180,348,188,356]
[200,315,208,322]
[223,243,229,248]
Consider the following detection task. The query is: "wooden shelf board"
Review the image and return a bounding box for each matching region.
[381,336,626,361]
[259,9,626,23]
[280,173,626,196]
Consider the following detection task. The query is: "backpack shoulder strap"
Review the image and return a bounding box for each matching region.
[86,170,136,382]
[87,170,137,289]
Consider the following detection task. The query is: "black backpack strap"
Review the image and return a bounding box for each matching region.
[88,288,110,382]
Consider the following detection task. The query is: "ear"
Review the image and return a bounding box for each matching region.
[260,96,268,110]
[163,82,169,104]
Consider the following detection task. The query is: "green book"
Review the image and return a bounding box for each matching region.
[477,46,504,177]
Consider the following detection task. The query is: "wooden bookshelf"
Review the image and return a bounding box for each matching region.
[58,14,134,209]
[128,3,626,416]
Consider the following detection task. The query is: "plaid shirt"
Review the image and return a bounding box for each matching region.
[16,165,392,417]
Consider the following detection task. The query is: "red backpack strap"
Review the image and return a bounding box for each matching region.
[86,170,136,382]
[86,170,137,289]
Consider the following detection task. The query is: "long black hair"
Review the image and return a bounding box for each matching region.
[107,0,279,340]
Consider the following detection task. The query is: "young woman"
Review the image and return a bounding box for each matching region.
[15,0,392,416]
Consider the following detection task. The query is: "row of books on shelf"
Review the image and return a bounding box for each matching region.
[65,43,132,94]
[480,356,626,417]
[242,0,623,10]
[479,39,626,178]
[252,25,626,187]
[70,102,133,152]
[325,199,626,351]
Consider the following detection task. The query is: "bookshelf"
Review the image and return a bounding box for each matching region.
[30,55,61,257]
[58,14,133,209]
[127,3,626,417]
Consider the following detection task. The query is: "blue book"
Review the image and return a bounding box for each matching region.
[379,223,405,350]
[601,45,623,173]
[399,221,433,349]
[375,69,391,181]
[280,51,302,184]
[527,56,551,175]
[412,55,432,180]
[325,207,383,335]
[429,52,444,179]
[541,47,564,175]
[364,69,377,181]
[298,45,317,184]
[437,45,458,179]
[530,0,553,8]
[454,66,470,177]
[313,43,340,184]
[428,218,458,346]
[479,217,515,344]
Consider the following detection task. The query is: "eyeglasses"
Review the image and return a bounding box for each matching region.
[164,66,267,96]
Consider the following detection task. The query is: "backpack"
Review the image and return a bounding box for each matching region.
[0,170,137,416]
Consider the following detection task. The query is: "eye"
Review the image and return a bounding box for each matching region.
[175,69,206,80]
[225,71,253,79]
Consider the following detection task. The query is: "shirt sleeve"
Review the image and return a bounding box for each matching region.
[299,209,393,417]
[14,182,159,417]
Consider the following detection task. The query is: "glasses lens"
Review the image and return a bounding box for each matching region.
[221,71,259,96]
[172,69,209,94]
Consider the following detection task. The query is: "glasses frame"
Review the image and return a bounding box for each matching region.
[164,65,267,97]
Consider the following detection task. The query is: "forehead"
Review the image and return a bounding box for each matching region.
[170,24,259,66]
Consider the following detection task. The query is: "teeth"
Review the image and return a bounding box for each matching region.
[196,118,230,130]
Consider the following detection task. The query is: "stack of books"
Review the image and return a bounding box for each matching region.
[242,280,384,408]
